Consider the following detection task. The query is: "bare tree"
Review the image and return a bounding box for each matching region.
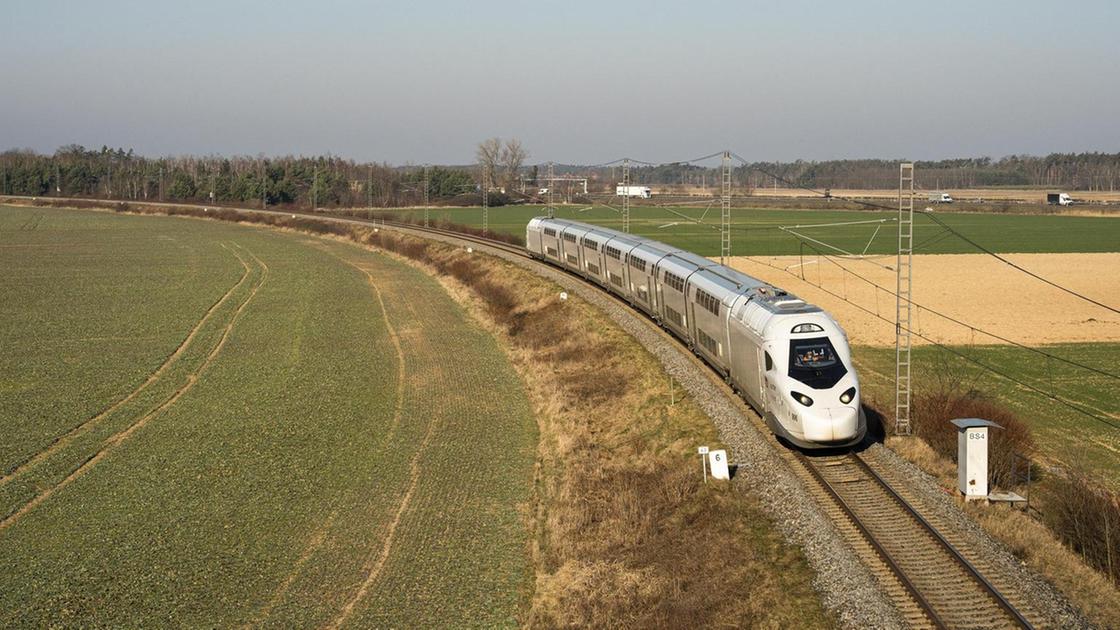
[476,138,501,190]
[500,138,528,191]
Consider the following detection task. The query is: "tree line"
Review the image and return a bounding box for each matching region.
[0,145,494,209]
[571,153,1120,192]
[3,145,1117,209]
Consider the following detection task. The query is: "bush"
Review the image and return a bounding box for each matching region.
[1043,469,1120,583]
[909,378,1036,489]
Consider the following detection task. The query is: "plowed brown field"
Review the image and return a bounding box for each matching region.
[726,253,1120,347]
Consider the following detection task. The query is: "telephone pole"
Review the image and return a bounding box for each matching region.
[622,158,631,233]
[482,164,490,233]
[895,162,915,436]
[721,151,732,265]
[546,162,555,219]
[422,164,430,227]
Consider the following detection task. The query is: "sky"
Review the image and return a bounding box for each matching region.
[2,1,1118,165]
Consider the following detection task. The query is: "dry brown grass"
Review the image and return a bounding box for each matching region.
[1042,469,1120,584]
[28,198,832,627]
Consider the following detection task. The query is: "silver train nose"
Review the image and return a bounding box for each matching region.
[803,406,859,442]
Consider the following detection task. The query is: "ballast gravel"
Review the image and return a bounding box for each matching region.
[390,225,1089,630]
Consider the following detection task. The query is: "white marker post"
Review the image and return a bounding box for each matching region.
[708,450,730,480]
[697,446,709,483]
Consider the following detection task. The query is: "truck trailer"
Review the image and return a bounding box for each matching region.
[616,185,652,199]
[1047,192,1073,206]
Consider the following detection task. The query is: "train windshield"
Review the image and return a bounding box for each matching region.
[788,337,847,389]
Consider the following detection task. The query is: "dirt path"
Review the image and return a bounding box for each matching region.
[727,252,1120,347]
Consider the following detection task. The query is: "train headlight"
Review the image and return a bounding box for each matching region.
[791,391,814,407]
[840,387,856,404]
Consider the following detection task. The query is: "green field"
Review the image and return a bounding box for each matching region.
[359,204,1120,256]
[854,343,1120,485]
[0,206,537,626]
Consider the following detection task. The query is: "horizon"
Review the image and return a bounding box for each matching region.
[5,144,1117,169]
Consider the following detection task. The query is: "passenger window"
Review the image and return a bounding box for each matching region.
[764,352,774,371]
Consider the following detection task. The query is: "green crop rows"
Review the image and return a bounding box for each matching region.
[0,206,536,627]
[854,342,1120,486]
[369,203,1120,256]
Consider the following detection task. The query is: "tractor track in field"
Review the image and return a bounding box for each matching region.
[321,246,408,444]
[0,244,268,532]
[322,251,441,629]
[247,509,340,628]
[325,407,440,629]
[248,245,415,627]
[0,242,251,485]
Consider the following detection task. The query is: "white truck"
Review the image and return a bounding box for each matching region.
[616,185,652,199]
[928,192,954,204]
[1047,192,1073,206]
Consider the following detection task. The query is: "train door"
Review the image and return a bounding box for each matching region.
[685,283,698,347]
[758,347,769,412]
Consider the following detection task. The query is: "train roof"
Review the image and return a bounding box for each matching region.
[532,216,822,313]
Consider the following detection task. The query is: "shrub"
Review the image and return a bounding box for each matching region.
[1043,468,1120,583]
[911,389,1036,488]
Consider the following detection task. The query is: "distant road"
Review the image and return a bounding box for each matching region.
[660,186,1120,204]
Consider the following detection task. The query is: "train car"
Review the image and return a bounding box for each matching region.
[526,217,866,449]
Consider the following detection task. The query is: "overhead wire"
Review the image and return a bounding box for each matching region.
[921,210,1120,316]
[538,149,1117,428]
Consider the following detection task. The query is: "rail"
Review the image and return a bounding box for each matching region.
[796,452,1033,629]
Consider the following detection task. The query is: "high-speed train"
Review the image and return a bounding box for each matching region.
[526,217,866,449]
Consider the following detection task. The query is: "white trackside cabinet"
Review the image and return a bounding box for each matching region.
[951,418,1002,500]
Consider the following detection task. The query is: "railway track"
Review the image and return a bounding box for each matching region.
[794,451,1034,629]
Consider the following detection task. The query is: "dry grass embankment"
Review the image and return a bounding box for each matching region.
[23,198,834,628]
